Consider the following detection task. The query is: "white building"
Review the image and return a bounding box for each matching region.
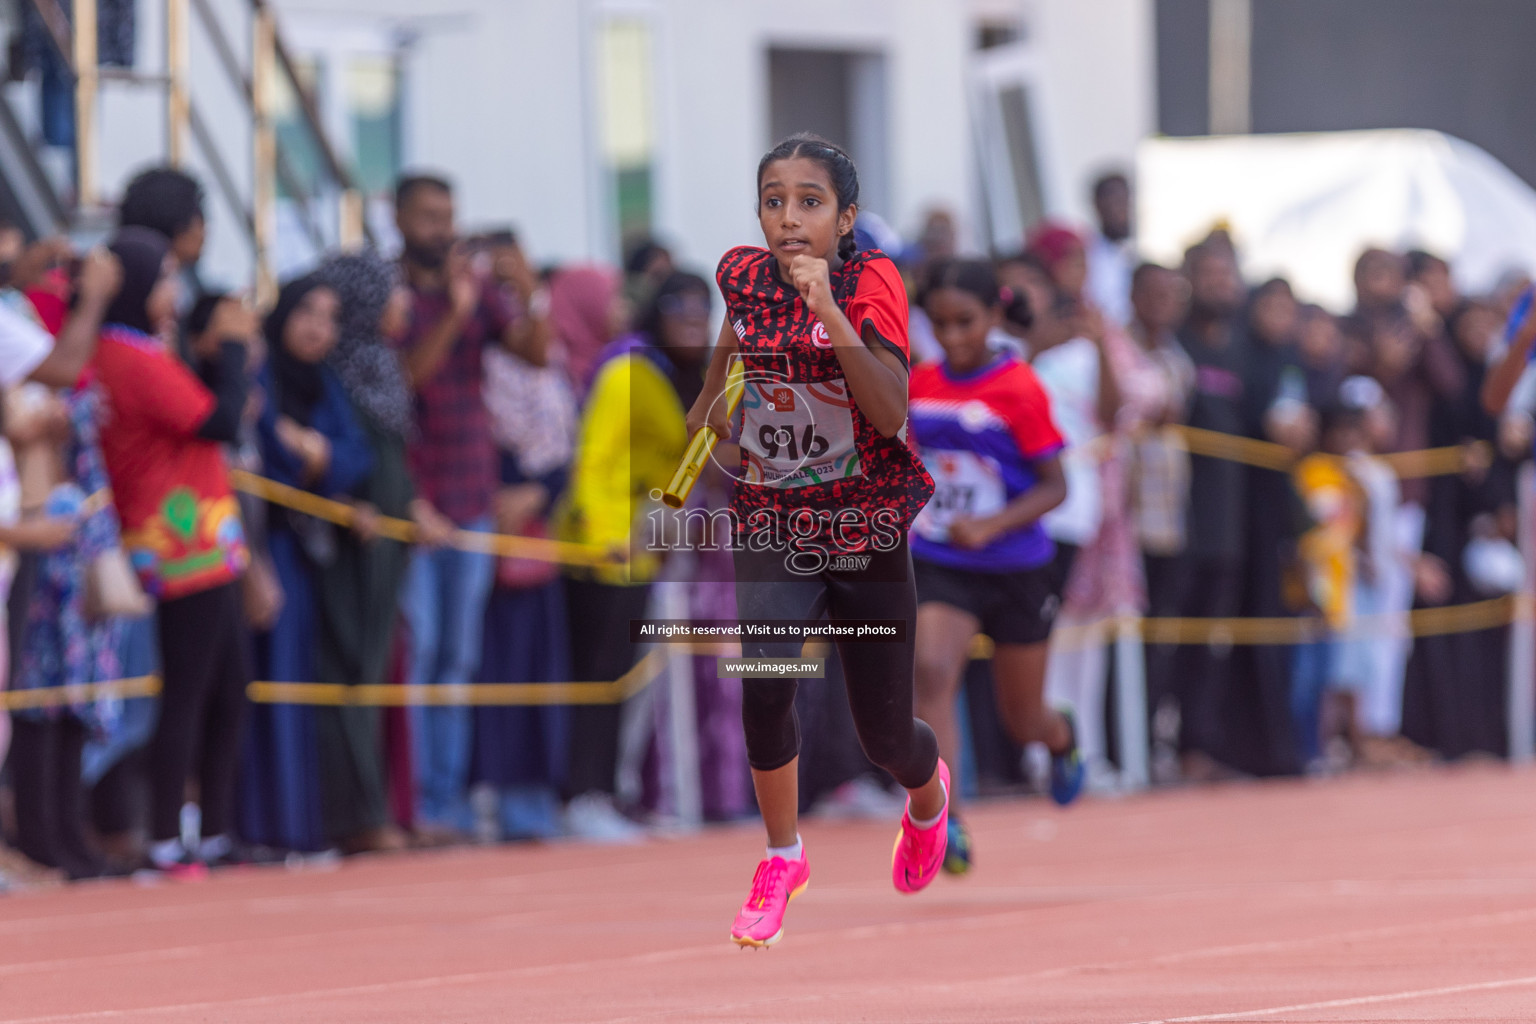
[261,0,1154,281]
[0,0,1152,289]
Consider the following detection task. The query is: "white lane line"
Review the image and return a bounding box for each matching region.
[1125,972,1536,1023]
[8,888,1536,1022]
[588,906,1536,1023]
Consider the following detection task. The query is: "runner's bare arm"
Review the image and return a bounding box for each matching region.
[788,255,907,437]
[686,318,740,440]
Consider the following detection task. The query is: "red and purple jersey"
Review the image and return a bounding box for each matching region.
[717,246,934,552]
[908,353,1064,572]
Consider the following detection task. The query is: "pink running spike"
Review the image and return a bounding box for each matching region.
[730,851,810,947]
[892,758,950,894]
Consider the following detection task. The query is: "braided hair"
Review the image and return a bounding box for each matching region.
[757,133,860,261]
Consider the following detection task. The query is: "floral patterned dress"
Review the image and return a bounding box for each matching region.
[14,384,125,735]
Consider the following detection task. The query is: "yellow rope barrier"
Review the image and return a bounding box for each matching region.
[2,596,1523,711]
[0,432,1513,711]
[0,675,161,711]
[226,429,1494,571]
[246,649,668,707]
[228,469,622,568]
[1170,425,1493,480]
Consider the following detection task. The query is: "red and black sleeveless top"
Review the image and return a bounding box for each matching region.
[716,246,934,552]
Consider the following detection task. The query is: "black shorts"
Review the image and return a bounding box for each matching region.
[913,557,1060,646]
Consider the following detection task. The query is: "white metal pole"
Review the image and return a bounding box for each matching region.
[1507,462,1535,762]
[1208,0,1252,135]
[1114,615,1150,790]
[659,578,702,828]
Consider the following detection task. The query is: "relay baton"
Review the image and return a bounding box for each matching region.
[662,358,745,509]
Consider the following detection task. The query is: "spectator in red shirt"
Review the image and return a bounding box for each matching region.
[392,174,548,837]
[90,226,256,875]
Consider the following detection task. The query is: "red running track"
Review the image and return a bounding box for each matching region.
[3,763,1536,1023]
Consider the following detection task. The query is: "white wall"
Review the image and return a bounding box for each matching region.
[269,0,982,275]
[655,0,975,274]
[1029,0,1156,229]
[254,0,1155,274]
[273,0,598,267]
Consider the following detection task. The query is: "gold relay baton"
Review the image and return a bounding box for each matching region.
[663,357,746,509]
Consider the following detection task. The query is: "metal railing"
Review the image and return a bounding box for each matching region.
[20,0,372,296]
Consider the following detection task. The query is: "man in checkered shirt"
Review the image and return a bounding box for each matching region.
[393,173,548,838]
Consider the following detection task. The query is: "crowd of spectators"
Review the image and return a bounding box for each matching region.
[0,161,1529,889]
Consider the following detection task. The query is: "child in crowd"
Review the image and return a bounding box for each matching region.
[908,258,1078,876]
[91,227,255,875]
[1290,402,1369,771]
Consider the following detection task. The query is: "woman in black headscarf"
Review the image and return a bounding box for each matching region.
[311,250,419,852]
[237,274,373,853]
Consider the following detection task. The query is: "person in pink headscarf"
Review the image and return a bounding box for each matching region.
[548,265,630,401]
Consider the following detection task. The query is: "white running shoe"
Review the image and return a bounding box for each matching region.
[564,793,647,844]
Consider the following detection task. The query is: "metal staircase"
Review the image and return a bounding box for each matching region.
[1,0,370,300]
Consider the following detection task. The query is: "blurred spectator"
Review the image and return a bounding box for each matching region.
[1407,250,1460,322]
[903,209,958,366]
[1229,277,1311,777]
[393,173,544,839]
[1,248,121,880]
[633,272,749,822]
[20,0,135,150]
[911,208,958,270]
[1297,304,1347,408]
[550,265,628,399]
[0,243,121,790]
[990,252,1037,359]
[1147,238,1249,780]
[91,227,253,875]
[240,275,372,853]
[1019,253,1118,581]
[623,237,675,308]
[1025,222,1090,308]
[10,378,127,880]
[1051,259,1189,783]
[552,265,687,840]
[1330,377,1430,766]
[119,167,207,322]
[1125,263,1194,559]
[1289,402,1369,770]
[313,250,416,854]
[1019,245,1124,785]
[472,229,554,371]
[472,246,578,842]
[1405,297,1517,758]
[1086,171,1135,326]
[1355,249,1404,299]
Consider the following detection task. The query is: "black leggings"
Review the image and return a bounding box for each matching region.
[150,581,250,842]
[8,715,94,876]
[732,539,938,790]
[562,578,652,799]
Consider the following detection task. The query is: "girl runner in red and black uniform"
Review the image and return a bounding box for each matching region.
[689,134,947,947]
[907,261,1083,879]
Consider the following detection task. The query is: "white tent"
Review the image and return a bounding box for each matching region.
[1136,129,1536,311]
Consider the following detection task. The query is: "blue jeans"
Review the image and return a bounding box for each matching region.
[401,518,496,829]
[82,614,160,787]
[1290,638,1338,766]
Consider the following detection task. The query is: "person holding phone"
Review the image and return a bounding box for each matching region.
[392,174,547,841]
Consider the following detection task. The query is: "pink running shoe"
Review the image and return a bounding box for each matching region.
[892,757,950,894]
[730,851,810,948]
